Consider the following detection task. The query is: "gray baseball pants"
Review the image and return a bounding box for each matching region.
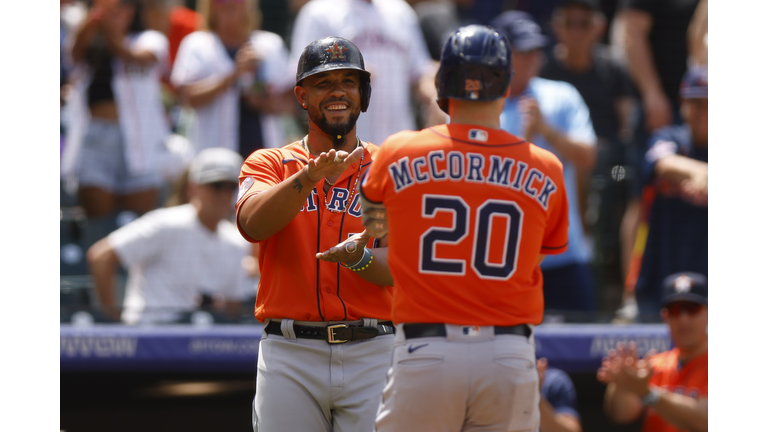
[252,318,395,432]
[374,323,540,432]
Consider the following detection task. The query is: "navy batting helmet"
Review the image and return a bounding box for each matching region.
[296,36,372,112]
[435,25,513,114]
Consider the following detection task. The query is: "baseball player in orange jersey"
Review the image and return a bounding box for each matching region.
[236,37,395,432]
[360,25,570,432]
[598,272,708,432]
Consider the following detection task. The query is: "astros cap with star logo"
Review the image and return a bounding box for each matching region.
[661,272,708,307]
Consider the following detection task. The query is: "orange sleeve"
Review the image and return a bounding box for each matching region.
[235,148,299,243]
[236,148,293,203]
[540,157,569,254]
[360,140,395,204]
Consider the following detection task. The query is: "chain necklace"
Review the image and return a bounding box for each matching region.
[301,136,363,214]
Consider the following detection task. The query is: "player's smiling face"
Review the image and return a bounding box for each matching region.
[299,70,362,139]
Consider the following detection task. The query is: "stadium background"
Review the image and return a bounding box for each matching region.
[57,0,709,430]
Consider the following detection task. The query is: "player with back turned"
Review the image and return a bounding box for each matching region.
[235,37,395,432]
[360,25,570,432]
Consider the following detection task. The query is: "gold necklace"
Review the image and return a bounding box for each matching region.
[301,136,363,213]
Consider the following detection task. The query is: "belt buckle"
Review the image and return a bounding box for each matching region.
[327,324,349,344]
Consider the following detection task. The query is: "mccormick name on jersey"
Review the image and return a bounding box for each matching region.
[385,150,559,210]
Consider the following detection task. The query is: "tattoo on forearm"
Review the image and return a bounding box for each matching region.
[292,178,304,193]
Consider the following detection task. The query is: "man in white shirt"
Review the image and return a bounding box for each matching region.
[87,148,254,324]
[170,2,295,155]
[289,0,444,146]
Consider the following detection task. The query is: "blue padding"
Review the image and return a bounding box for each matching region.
[60,323,670,373]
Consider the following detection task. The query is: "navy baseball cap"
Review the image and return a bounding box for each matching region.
[679,66,708,99]
[489,11,548,52]
[661,272,708,307]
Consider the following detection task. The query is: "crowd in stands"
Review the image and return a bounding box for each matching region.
[60,1,707,429]
[60,0,707,326]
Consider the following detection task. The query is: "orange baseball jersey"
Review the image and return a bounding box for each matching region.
[235,140,392,322]
[643,349,708,432]
[360,124,569,326]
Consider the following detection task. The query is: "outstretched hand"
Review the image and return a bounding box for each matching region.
[306,146,365,184]
[597,342,656,397]
[316,230,372,265]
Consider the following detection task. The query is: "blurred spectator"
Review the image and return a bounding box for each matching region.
[491,11,598,313]
[62,0,172,242]
[628,67,707,315]
[687,0,707,66]
[171,0,295,159]
[540,0,635,308]
[614,0,699,132]
[611,0,700,319]
[289,0,444,146]
[598,272,708,432]
[537,358,582,432]
[87,148,254,324]
[162,162,261,287]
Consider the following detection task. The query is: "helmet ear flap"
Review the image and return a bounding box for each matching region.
[361,77,372,112]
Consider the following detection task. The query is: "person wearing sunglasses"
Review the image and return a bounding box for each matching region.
[87,148,255,324]
[597,272,708,432]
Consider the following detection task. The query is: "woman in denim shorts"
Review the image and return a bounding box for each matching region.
[67,0,170,220]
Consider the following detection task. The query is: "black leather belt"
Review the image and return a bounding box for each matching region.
[264,320,395,344]
[402,323,531,339]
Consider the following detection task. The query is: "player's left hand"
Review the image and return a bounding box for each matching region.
[306,146,365,183]
[316,230,371,264]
